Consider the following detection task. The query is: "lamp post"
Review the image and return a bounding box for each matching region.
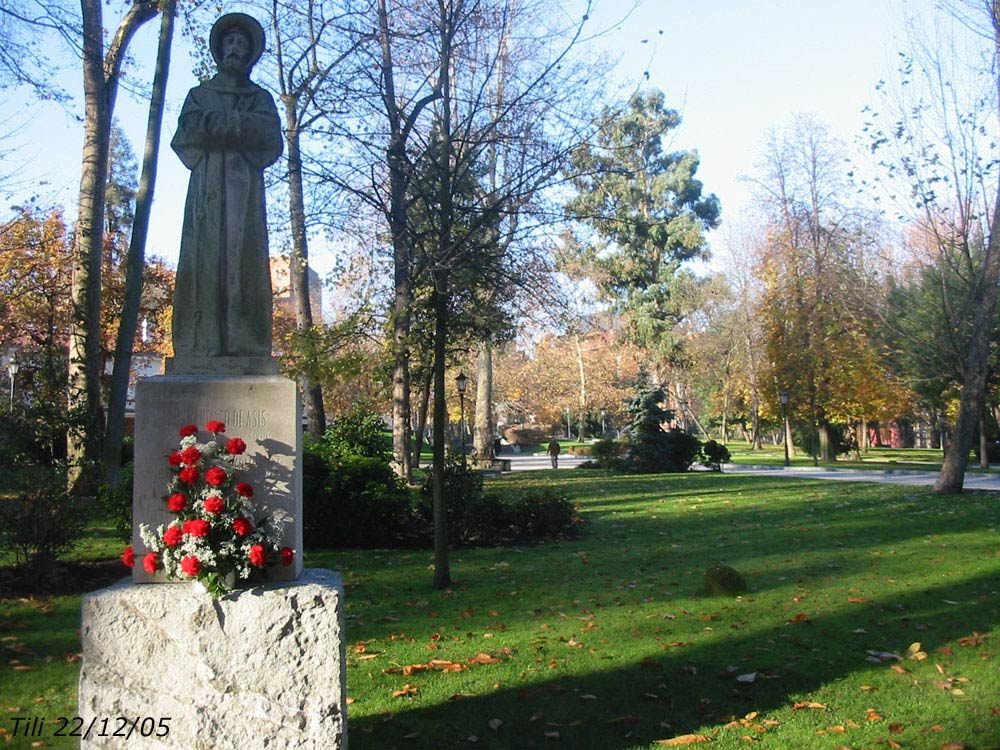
[455,372,468,467]
[779,389,790,467]
[600,409,606,437]
[3,349,18,414]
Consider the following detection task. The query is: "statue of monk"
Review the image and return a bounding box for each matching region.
[170,13,283,361]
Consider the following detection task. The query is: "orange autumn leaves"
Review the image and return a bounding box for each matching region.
[381,652,505,699]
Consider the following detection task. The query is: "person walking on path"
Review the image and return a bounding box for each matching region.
[547,439,561,469]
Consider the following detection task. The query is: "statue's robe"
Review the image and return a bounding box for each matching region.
[171,74,283,358]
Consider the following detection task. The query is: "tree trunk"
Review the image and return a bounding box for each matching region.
[68,0,158,493]
[935,210,1000,491]
[473,338,494,460]
[574,334,586,442]
[283,99,326,439]
[67,0,112,494]
[721,390,729,444]
[431,275,451,590]
[413,366,432,469]
[104,0,175,488]
[980,411,990,469]
[819,422,832,462]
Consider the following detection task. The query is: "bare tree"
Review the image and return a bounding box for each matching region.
[67,0,159,492]
[104,0,177,488]
[868,2,1000,491]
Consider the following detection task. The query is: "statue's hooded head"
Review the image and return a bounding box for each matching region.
[210,13,265,76]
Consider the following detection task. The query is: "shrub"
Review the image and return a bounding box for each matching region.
[701,440,731,470]
[99,464,134,543]
[418,456,496,542]
[302,441,414,548]
[0,471,85,574]
[591,439,625,469]
[324,405,389,460]
[496,487,579,539]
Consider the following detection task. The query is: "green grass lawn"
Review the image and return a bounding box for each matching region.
[2,470,999,749]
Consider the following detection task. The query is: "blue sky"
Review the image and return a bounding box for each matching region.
[1,0,937,274]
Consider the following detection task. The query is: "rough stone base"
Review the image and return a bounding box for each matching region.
[79,570,347,750]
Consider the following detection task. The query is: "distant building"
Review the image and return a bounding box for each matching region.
[270,256,323,321]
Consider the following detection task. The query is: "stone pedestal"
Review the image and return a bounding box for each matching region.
[131,375,302,581]
[79,570,347,750]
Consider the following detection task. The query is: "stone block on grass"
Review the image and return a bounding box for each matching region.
[78,569,347,750]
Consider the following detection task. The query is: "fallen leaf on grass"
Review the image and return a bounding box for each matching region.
[656,734,712,746]
[606,715,639,725]
[544,730,560,739]
[907,642,928,661]
[383,660,466,676]
[468,652,503,665]
[958,632,985,647]
[848,596,871,603]
[792,701,827,711]
[939,743,967,750]
[488,719,503,732]
[888,722,904,734]
[391,684,419,698]
[865,708,884,722]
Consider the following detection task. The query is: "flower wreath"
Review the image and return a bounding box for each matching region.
[122,420,293,598]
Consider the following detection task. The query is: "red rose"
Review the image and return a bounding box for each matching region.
[179,424,198,437]
[143,552,159,573]
[180,555,201,577]
[180,446,202,465]
[203,495,225,515]
[235,482,253,498]
[163,525,183,547]
[182,519,211,538]
[167,492,188,512]
[226,437,247,455]
[121,546,135,568]
[178,466,199,484]
[281,547,295,567]
[206,420,226,434]
[232,516,253,537]
[168,451,183,467]
[205,467,228,486]
[249,544,268,567]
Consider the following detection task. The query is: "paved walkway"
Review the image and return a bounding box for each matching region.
[503,454,1000,491]
[721,463,1000,491]
[503,453,590,472]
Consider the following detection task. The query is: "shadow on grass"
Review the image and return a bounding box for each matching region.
[347,569,1000,749]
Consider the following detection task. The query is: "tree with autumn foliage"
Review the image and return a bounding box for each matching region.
[0,208,74,459]
[752,116,903,461]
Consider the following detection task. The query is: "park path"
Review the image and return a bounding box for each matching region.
[505,453,1000,491]
[721,463,1000,491]
[503,453,590,471]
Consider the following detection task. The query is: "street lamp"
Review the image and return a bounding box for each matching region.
[455,372,468,467]
[3,348,18,414]
[779,389,790,467]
